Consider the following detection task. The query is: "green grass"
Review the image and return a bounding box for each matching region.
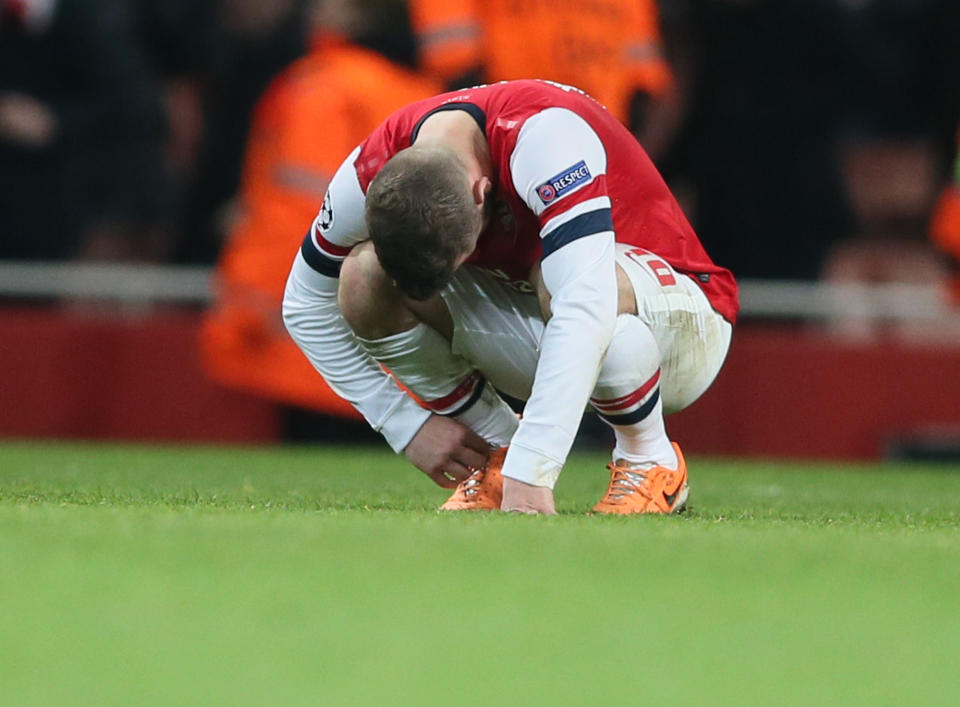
[1,441,958,706]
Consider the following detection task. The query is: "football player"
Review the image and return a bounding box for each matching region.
[283,80,737,514]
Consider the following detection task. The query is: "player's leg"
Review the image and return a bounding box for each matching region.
[445,258,694,515]
[614,245,732,416]
[339,242,518,446]
[588,311,689,514]
[437,265,545,403]
[338,242,519,505]
[438,263,555,513]
[591,313,677,468]
[588,245,732,514]
[444,248,730,515]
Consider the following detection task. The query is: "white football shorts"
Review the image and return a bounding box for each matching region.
[440,243,733,414]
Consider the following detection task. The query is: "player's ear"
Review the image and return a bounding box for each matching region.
[472,176,492,206]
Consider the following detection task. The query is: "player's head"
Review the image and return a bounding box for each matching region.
[365,146,485,301]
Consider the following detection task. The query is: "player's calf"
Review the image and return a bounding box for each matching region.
[589,313,685,512]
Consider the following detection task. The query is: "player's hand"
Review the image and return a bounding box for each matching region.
[404,414,490,488]
[502,476,557,515]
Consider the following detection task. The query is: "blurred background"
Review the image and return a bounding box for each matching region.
[2,0,959,461]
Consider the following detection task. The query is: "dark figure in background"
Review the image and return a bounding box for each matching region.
[661,0,959,283]
[177,0,312,265]
[132,0,219,210]
[840,0,960,165]
[817,0,960,340]
[0,0,170,261]
[662,0,853,281]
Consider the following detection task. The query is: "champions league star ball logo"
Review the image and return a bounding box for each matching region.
[537,184,556,203]
[536,160,592,205]
[319,192,334,230]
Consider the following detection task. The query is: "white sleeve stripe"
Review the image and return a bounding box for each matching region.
[539,196,613,239]
[509,108,608,217]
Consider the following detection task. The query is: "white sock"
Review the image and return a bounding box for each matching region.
[357,324,518,446]
[591,315,678,469]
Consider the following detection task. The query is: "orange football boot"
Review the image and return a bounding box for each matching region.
[439,447,507,511]
[592,443,689,515]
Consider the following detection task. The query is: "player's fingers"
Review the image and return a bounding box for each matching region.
[460,428,492,455]
[441,460,472,484]
[428,469,459,489]
[454,446,488,472]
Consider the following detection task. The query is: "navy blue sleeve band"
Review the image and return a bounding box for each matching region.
[540,208,614,259]
[300,233,342,278]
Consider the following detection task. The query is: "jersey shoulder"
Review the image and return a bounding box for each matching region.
[353,91,458,192]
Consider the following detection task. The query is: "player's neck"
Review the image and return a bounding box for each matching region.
[413,111,493,183]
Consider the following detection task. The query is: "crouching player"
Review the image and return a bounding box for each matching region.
[282,80,737,515]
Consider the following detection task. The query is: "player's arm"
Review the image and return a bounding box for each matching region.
[282,148,485,486]
[501,108,619,489]
[282,147,432,454]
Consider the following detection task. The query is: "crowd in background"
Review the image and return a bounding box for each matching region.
[2,0,959,284]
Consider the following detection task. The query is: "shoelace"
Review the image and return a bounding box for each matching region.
[460,467,485,497]
[605,465,655,501]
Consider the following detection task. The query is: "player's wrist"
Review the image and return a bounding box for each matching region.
[380,398,432,453]
[500,443,563,489]
[501,476,557,515]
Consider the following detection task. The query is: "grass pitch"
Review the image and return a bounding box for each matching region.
[1,441,959,706]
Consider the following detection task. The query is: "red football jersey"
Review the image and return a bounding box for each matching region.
[351,80,738,323]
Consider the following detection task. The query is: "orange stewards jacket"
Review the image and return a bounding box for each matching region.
[201,34,441,414]
[931,127,960,302]
[408,0,672,124]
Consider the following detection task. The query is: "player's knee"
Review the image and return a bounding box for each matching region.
[338,242,416,339]
[594,315,661,393]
